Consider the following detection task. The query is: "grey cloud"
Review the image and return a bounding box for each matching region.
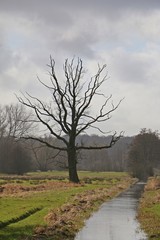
[110,51,152,84]
[0,1,72,30]
[0,74,18,91]
[7,0,159,10]
[1,0,160,23]
[1,0,159,77]
[57,32,98,59]
[0,45,12,73]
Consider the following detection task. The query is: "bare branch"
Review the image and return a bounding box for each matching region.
[22,136,67,151]
[76,132,124,150]
[17,56,123,183]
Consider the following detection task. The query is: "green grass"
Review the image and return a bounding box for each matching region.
[151,203,160,217]
[0,186,88,222]
[0,171,130,240]
[0,187,89,239]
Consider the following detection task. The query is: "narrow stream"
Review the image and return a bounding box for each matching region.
[75,182,148,240]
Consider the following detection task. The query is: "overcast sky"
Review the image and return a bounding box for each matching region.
[0,0,160,136]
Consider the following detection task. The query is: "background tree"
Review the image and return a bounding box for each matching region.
[17,57,122,183]
[108,136,132,171]
[10,141,31,175]
[28,137,60,171]
[0,104,33,174]
[76,135,111,171]
[127,128,160,180]
[0,104,33,138]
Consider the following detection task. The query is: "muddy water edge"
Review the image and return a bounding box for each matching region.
[75,182,148,240]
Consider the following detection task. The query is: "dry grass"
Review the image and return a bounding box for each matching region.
[144,177,160,191]
[0,182,82,197]
[32,178,134,240]
[138,177,160,240]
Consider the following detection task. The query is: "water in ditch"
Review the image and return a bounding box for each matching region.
[75,182,148,240]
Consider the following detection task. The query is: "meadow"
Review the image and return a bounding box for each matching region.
[0,171,132,240]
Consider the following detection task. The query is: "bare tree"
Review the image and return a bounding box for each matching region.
[0,104,34,174]
[28,138,60,171]
[0,105,8,138]
[0,103,34,138]
[17,57,122,183]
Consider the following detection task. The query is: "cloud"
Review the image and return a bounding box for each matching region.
[0,1,160,135]
[108,49,154,84]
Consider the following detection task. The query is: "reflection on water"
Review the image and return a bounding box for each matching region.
[75,182,148,240]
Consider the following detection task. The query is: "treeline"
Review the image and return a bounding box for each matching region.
[0,134,132,175]
[0,104,160,179]
[76,135,132,172]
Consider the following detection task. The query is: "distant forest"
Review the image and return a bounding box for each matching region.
[0,134,132,174]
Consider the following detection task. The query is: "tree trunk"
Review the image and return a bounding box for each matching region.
[67,147,80,183]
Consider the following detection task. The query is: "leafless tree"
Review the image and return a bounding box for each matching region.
[0,105,8,138]
[0,104,34,174]
[0,103,34,139]
[17,57,122,183]
[28,138,60,171]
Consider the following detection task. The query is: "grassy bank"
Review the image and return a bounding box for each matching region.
[0,171,133,240]
[138,177,160,240]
